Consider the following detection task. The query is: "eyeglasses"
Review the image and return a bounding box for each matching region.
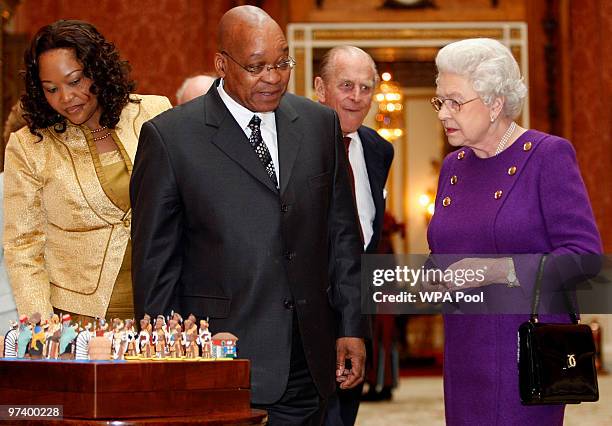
[221,51,296,76]
[430,96,479,113]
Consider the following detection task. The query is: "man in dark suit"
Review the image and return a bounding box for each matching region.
[314,46,394,426]
[130,6,367,425]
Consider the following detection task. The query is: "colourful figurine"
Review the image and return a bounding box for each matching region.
[16,315,32,358]
[3,321,18,358]
[125,319,138,357]
[75,322,93,360]
[153,316,167,358]
[58,314,77,360]
[28,312,46,359]
[138,318,152,358]
[95,317,109,337]
[45,314,61,359]
[143,314,153,334]
[167,319,180,358]
[183,319,199,359]
[112,319,128,360]
[172,312,183,325]
[211,332,238,359]
[198,319,212,359]
[174,321,184,358]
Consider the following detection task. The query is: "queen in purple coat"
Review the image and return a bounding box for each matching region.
[427,38,602,425]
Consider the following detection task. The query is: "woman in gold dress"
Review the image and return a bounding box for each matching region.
[4,20,171,322]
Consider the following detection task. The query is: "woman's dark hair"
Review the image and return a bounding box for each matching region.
[21,20,136,137]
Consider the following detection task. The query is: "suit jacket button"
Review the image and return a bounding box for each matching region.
[283,299,294,309]
[281,204,289,212]
[285,252,294,260]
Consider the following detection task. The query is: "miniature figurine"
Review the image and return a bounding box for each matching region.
[183,319,199,359]
[3,321,18,358]
[95,317,110,338]
[174,320,185,358]
[138,318,152,358]
[198,319,212,359]
[45,314,61,359]
[58,314,77,360]
[211,332,238,359]
[172,312,183,325]
[125,319,138,357]
[16,314,32,358]
[168,319,179,358]
[28,312,46,359]
[153,316,167,358]
[112,319,128,360]
[75,323,93,360]
[143,314,153,334]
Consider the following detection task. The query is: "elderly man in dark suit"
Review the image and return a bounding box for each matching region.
[130,6,367,425]
[314,46,394,426]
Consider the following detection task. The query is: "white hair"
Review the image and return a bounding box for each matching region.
[435,38,527,119]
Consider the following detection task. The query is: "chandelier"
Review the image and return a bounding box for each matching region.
[374,72,404,141]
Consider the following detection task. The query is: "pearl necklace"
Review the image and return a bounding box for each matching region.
[494,121,516,156]
[92,132,112,142]
[91,126,107,134]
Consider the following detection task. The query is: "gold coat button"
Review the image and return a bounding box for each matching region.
[494,190,503,199]
[523,142,532,151]
[123,219,131,228]
[450,175,458,185]
[508,166,517,175]
[457,151,465,160]
[442,196,451,207]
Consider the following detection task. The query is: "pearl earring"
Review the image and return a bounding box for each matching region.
[490,116,495,123]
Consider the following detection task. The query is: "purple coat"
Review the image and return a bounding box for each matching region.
[428,130,602,425]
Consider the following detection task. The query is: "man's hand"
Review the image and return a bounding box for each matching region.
[335,337,366,389]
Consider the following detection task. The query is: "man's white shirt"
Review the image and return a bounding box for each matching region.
[218,79,280,186]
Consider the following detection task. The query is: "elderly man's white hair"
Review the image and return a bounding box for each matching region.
[435,38,527,120]
[176,75,216,105]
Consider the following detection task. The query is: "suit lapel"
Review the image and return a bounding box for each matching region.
[206,86,278,193]
[114,99,147,168]
[359,127,386,252]
[359,127,385,204]
[275,96,302,195]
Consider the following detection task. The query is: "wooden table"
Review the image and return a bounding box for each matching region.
[0,358,266,424]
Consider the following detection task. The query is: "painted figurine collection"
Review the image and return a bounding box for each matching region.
[0,312,238,361]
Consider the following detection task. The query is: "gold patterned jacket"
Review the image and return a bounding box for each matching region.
[3,95,171,318]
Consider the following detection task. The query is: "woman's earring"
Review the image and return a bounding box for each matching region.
[490,116,495,123]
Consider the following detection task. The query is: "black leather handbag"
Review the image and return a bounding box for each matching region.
[518,255,599,405]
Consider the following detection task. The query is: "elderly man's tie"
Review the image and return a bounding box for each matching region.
[343,136,364,245]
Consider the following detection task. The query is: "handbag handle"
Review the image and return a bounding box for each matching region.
[530,254,579,324]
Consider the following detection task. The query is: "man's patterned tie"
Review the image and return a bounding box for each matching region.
[248,115,278,188]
